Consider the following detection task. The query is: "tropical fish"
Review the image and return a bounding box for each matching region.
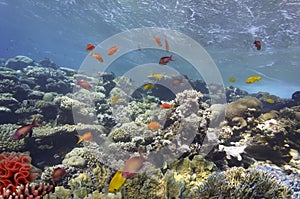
[75,80,92,90]
[245,75,262,84]
[164,35,169,52]
[137,44,142,51]
[76,132,93,144]
[171,78,184,86]
[86,43,95,51]
[150,72,163,80]
[108,168,127,193]
[91,52,103,62]
[109,95,119,105]
[52,167,66,185]
[152,36,162,47]
[264,98,275,104]
[159,55,173,65]
[148,121,161,131]
[122,152,147,178]
[13,117,42,140]
[253,40,261,50]
[108,46,119,55]
[160,103,174,109]
[143,83,155,90]
[229,77,236,82]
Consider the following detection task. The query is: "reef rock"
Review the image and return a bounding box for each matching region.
[5,55,34,70]
[225,97,262,124]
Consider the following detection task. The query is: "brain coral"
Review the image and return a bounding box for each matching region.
[0,152,39,195]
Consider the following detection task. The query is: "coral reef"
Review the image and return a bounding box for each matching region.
[0,152,40,195]
[0,183,53,199]
[193,166,292,199]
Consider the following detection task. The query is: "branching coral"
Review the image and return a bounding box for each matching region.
[193,167,292,198]
[0,152,40,195]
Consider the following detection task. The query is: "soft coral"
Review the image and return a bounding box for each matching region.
[0,152,39,195]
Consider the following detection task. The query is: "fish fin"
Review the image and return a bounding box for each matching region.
[32,117,42,127]
[76,135,83,144]
[28,129,33,138]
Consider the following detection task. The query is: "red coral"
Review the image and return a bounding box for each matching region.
[0,152,39,195]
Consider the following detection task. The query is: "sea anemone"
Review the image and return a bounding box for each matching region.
[0,152,40,195]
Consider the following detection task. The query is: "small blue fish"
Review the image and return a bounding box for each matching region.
[13,117,42,140]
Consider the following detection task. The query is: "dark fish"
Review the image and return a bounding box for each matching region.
[253,40,261,50]
[159,55,173,65]
[52,167,66,185]
[13,117,42,140]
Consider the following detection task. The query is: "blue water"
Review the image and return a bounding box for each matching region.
[1,0,300,98]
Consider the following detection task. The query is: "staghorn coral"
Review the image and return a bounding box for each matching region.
[0,152,40,195]
[0,182,53,199]
[193,167,292,199]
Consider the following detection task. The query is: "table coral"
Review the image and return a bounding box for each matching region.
[0,152,40,195]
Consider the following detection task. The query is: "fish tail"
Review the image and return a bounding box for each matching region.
[32,117,42,127]
[76,135,83,144]
[169,55,174,61]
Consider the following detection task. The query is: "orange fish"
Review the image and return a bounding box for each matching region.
[86,43,95,51]
[122,150,147,178]
[13,117,42,140]
[76,132,93,144]
[148,121,161,131]
[253,40,261,50]
[159,55,173,65]
[91,52,103,62]
[52,167,66,185]
[152,36,162,47]
[160,103,174,109]
[75,80,92,90]
[164,35,169,52]
[171,78,184,86]
[108,46,119,55]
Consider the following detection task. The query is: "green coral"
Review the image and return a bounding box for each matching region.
[49,186,72,199]
[69,173,95,199]
[193,167,292,198]
[169,155,218,197]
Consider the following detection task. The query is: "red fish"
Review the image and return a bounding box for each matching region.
[75,80,92,90]
[13,117,42,140]
[52,167,66,185]
[159,55,173,65]
[160,103,174,109]
[86,43,95,51]
[253,40,261,50]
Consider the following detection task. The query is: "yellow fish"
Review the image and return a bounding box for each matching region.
[143,83,155,90]
[109,95,119,105]
[264,98,275,104]
[150,72,163,81]
[246,75,262,84]
[229,77,235,82]
[108,169,127,193]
